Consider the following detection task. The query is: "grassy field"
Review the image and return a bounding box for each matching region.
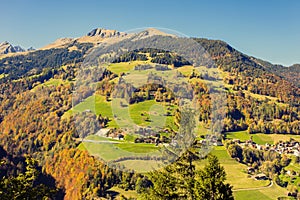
[81,141,163,172]
[233,183,288,200]
[64,94,178,130]
[176,65,194,76]
[201,146,270,189]
[116,160,164,173]
[63,95,118,126]
[31,78,70,92]
[82,141,132,161]
[85,135,125,142]
[107,61,151,75]
[108,186,138,200]
[81,135,161,157]
[115,143,160,153]
[226,130,300,145]
[129,100,177,130]
[198,146,290,200]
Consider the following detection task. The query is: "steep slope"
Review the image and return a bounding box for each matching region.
[195,38,300,102]
[249,57,300,88]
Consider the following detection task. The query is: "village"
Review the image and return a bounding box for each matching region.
[231,137,300,157]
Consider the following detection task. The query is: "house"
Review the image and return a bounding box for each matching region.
[118,134,124,140]
[254,173,268,180]
[247,167,255,174]
[294,150,300,157]
[96,128,111,137]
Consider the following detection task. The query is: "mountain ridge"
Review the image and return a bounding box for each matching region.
[0,28,299,87]
[0,41,25,54]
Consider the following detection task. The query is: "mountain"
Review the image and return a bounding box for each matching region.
[40,37,75,50]
[250,57,300,87]
[41,28,127,50]
[87,28,126,37]
[130,28,176,40]
[0,28,299,199]
[27,47,35,51]
[0,41,25,54]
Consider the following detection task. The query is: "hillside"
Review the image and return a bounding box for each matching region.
[0,28,299,199]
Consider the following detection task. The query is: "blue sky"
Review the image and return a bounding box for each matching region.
[1,0,299,66]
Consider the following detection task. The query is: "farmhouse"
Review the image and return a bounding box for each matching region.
[254,173,268,180]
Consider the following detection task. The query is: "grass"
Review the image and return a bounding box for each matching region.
[234,183,289,200]
[77,143,87,151]
[129,100,177,130]
[64,95,178,130]
[115,143,160,153]
[226,130,300,145]
[251,134,274,145]
[117,160,164,173]
[81,138,161,160]
[108,186,138,199]
[84,135,125,142]
[107,61,151,75]
[32,78,69,91]
[42,79,66,87]
[196,146,270,190]
[63,95,118,127]
[196,146,291,199]
[285,156,300,172]
[176,65,194,76]
[226,130,251,141]
[80,140,163,172]
[233,190,272,200]
[129,100,156,126]
[82,142,132,161]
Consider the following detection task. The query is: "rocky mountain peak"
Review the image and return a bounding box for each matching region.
[87,28,126,38]
[0,41,25,54]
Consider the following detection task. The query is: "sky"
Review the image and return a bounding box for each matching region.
[1,0,299,66]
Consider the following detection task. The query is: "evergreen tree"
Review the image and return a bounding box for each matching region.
[141,153,234,200]
[194,155,234,200]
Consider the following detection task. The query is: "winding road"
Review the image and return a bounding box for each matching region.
[232,180,273,192]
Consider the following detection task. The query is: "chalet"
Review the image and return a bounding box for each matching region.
[254,173,268,180]
[247,167,255,174]
[96,128,111,137]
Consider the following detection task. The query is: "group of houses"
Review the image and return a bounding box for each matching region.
[198,134,224,146]
[232,138,300,157]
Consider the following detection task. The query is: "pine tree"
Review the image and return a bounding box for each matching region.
[194,155,234,200]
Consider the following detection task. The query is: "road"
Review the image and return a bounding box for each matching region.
[232,180,273,192]
[75,138,121,144]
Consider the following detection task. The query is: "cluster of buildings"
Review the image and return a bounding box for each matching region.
[232,138,300,157]
[198,134,223,146]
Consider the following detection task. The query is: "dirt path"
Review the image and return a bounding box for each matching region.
[81,139,121,144]
[232,180,273,192]
[74,137,121,144]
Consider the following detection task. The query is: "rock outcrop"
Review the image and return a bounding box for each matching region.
[87,28,126,38]
[0,41,25,54]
